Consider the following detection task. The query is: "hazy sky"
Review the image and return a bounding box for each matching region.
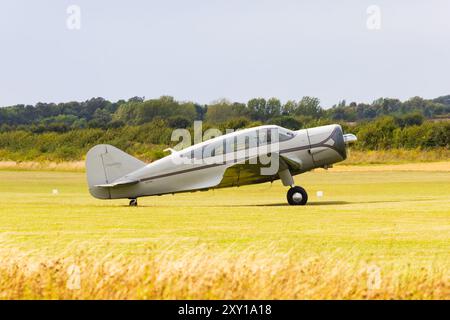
[0,0,449,108]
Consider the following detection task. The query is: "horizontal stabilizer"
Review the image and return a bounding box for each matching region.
[95,179,139,188]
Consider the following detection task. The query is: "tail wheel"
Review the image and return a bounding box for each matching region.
[129,198,138,207]
[287,186,308,205]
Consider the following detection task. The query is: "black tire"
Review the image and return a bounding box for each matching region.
[129,199,138,206]
[287,186,308,205]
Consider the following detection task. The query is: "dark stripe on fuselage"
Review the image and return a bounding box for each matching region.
[140,163,219,182]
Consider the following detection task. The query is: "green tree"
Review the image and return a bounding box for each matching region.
[247,98,267,120]
[265,98,282,119]
[295,96,322,118]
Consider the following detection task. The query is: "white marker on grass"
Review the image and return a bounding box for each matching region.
[52,189,59,195]
[316,191,323,198]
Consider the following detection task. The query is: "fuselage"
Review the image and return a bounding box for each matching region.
[89,124,347,200]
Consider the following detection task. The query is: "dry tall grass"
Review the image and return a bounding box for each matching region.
[0,161,84,172]
[0,244,447,299]
[343,148,450,165]
[332,161,450,172]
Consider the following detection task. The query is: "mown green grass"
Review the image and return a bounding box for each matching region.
[0,169,449,267]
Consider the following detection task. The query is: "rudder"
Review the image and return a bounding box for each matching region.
[86,144,146,199]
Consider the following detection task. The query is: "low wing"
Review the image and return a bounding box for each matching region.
[217,154,303,188]
[279,153,303,171]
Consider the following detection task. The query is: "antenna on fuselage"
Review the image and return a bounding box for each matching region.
[163,148,177,154]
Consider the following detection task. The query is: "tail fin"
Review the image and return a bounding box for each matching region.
[86,144,146,199]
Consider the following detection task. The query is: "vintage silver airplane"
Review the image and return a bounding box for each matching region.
[86,124,357,206]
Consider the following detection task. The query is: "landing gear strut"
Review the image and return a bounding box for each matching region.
[287,186,308,205]
[129,198,138,207]
[279,169,308,206]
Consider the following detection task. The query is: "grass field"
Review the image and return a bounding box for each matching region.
[0,164,449,299]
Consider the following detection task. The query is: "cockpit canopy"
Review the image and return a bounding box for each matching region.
[180,125,296,159]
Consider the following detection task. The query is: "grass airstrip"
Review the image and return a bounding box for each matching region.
[0,163,448,299]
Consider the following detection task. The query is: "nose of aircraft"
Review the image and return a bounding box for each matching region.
[306,124,348,162]
[327,125,358,160]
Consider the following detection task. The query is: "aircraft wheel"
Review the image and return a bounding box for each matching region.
[129,198,138,207]
[287,186,308,205]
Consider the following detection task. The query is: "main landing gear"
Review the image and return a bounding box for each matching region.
[287,186,308,206]
[129,198,138,206]
[279,169,308,206]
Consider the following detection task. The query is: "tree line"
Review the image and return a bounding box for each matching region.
[0,95,449,132]
[0,95,448,161]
